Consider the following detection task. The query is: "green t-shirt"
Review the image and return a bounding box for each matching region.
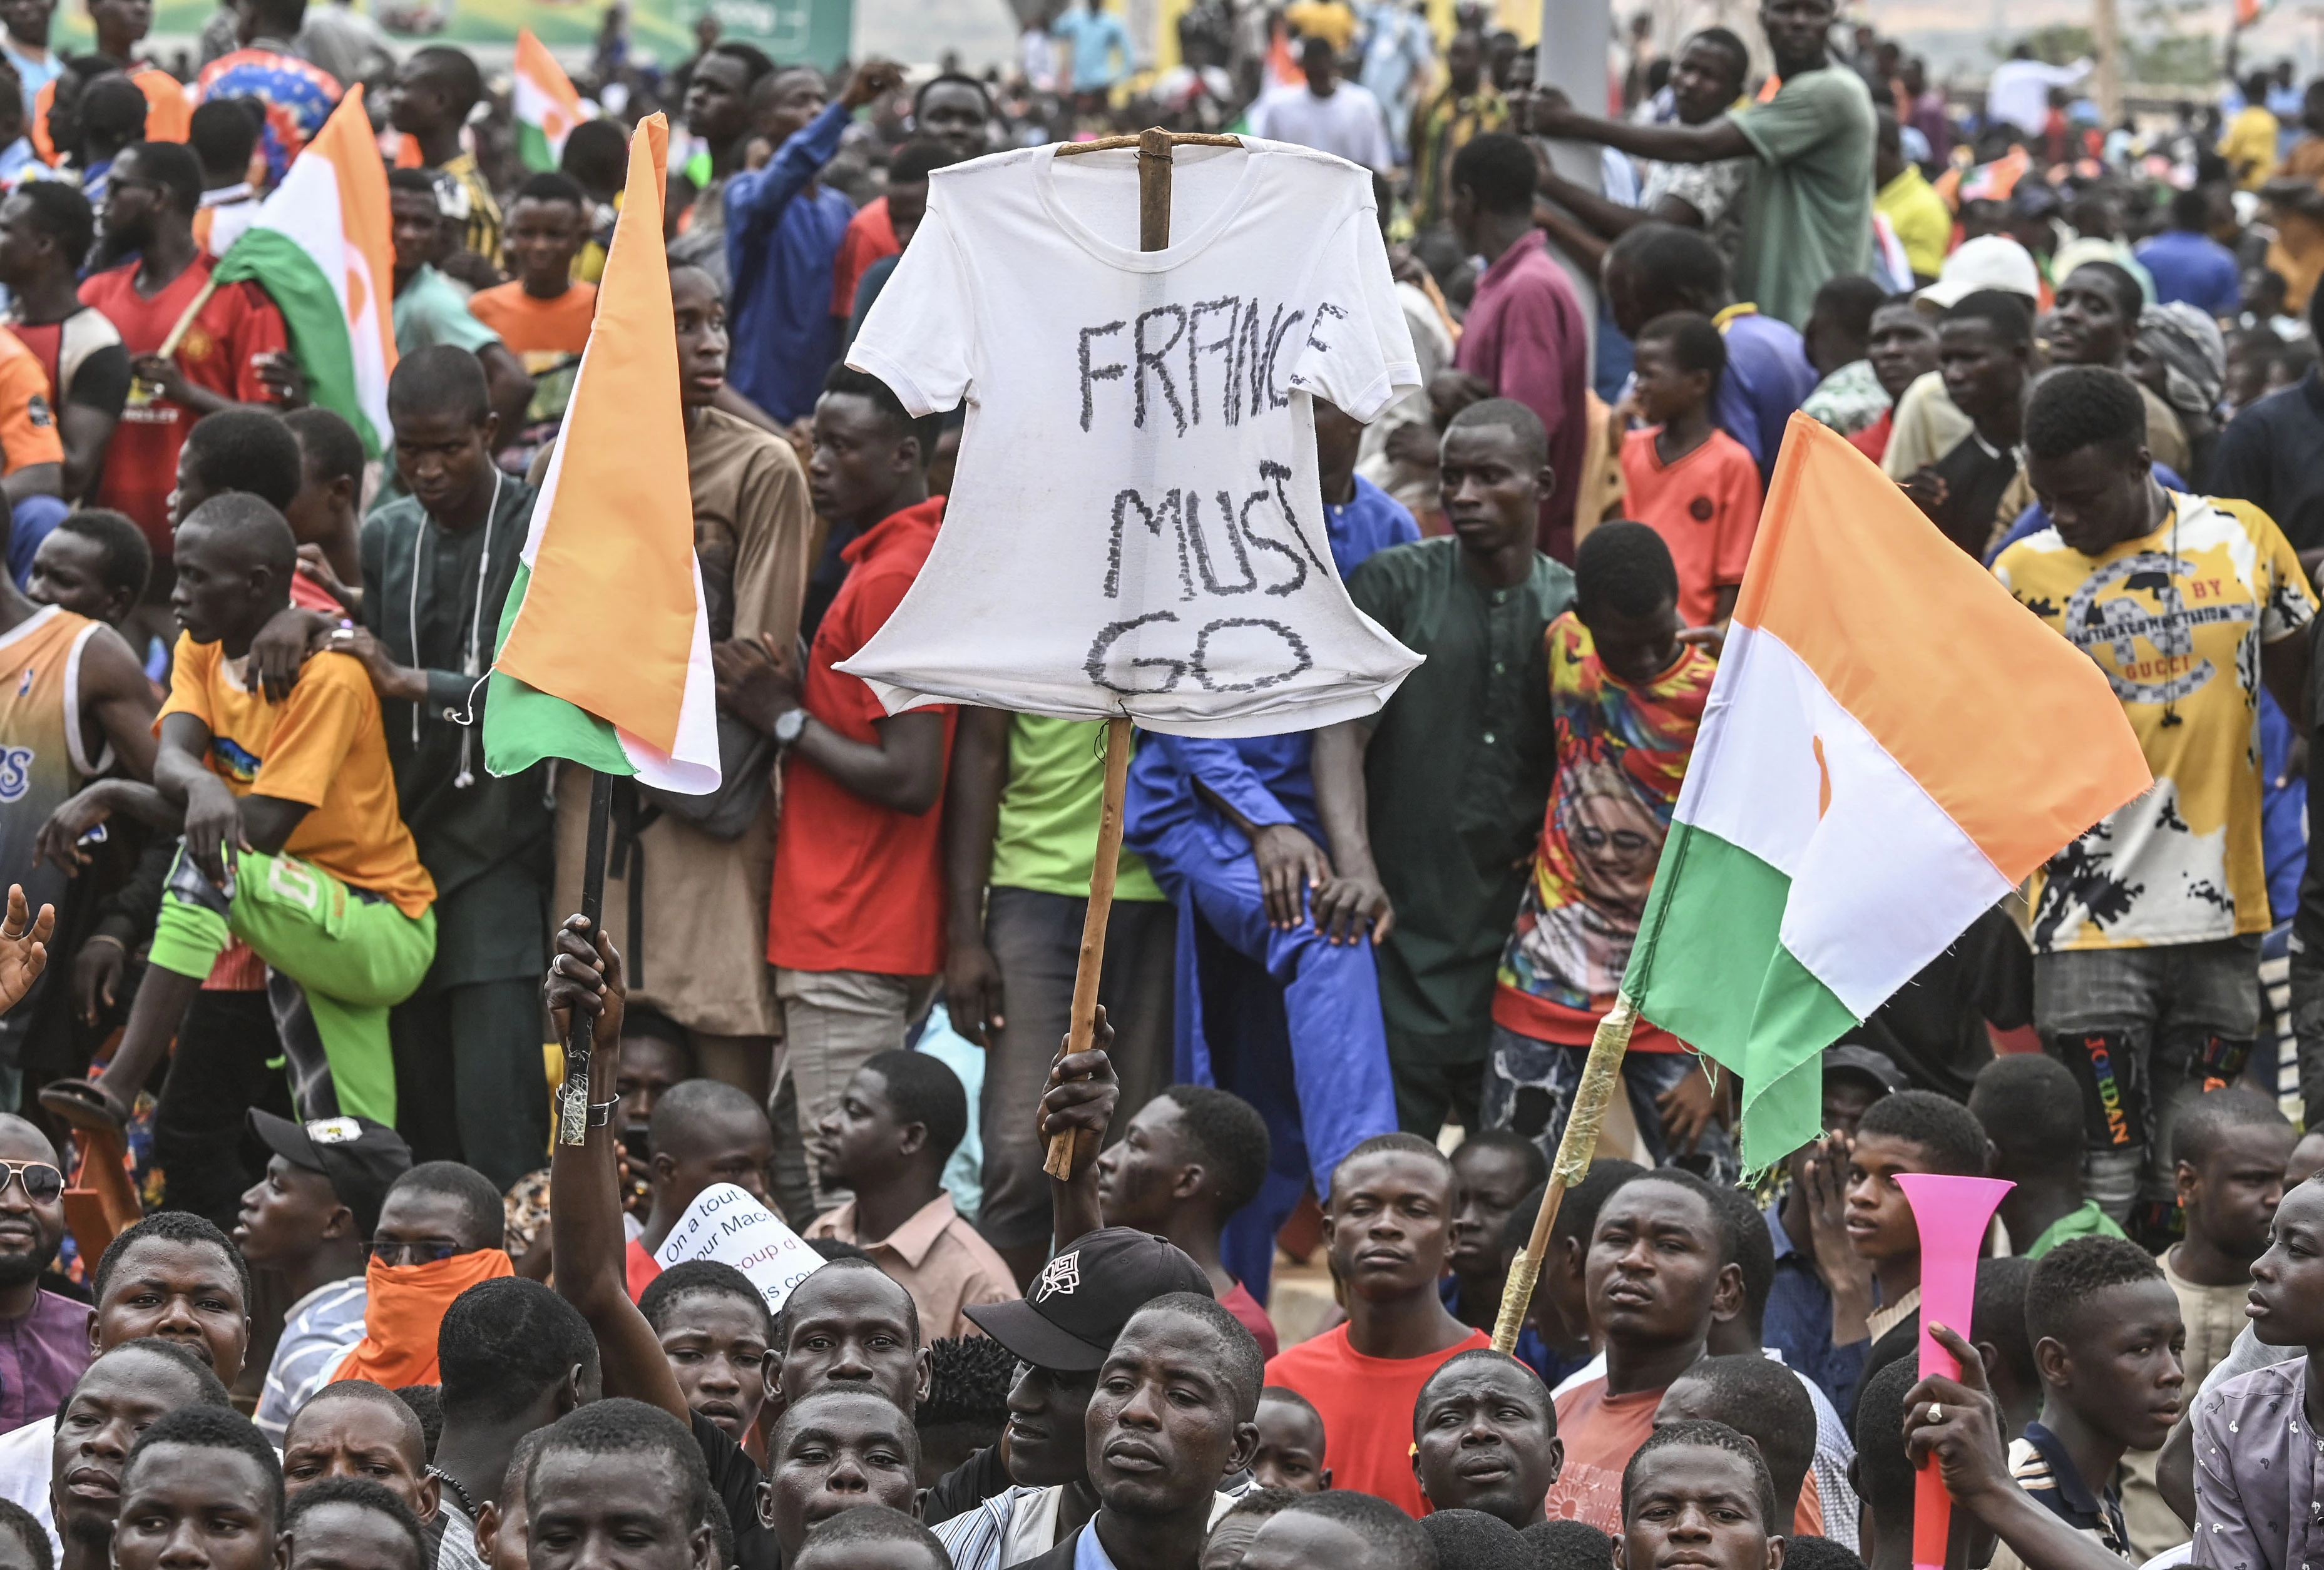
[1731,64,1877,329]
[2024,1200,2127,1259]
[392,265,502,358]
[989,715,1165,902]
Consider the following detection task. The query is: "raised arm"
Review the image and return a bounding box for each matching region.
[1529,89,1753,166]
[545,914,692,1422]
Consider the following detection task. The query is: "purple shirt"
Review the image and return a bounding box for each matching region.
[0,1290,88,1434]
[1455,228,1589,562]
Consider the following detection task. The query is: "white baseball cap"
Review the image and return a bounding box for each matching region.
[1916,233,2043,309]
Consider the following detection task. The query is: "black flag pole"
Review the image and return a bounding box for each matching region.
[559,770,614,1145]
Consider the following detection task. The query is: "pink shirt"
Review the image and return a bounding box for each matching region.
[806,1192,1018,1343]
[1453,227,1589,563]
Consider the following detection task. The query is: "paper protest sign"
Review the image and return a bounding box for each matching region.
[841,140,1425,738]
[653,1182,822,1314]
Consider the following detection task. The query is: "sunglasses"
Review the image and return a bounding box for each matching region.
[366,1241,466,1267]
[0,1163,63,1203]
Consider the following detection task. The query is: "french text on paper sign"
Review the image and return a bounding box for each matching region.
[653,1182,823,1313]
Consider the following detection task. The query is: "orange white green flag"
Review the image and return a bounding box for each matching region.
[1623,414,2151,1169]
[483,113,719,795]
[209,85,395,454]
[513,31,588,172]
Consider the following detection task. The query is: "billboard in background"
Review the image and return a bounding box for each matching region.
[66,0,854,71]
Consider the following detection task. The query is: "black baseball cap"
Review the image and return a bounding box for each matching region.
[246,1111,413,1240]
[1823,1044,1908,1098]
[964,1227,1212,1372]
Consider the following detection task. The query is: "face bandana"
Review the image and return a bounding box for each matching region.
[328,1248,516,1390]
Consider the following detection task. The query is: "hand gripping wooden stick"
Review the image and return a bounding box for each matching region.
[1492,992,1639,1352]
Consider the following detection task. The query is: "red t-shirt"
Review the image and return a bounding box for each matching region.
[1547,1377,1664,1533]
[1262,1324,1490,1517]
[625,1236,661,1301]
[1618,426,1763,629]
[765,497,955,974]
[80,256,287,556]
[1847,407,1893,463]
[831,196,898,317]
[1220,1279,1278,1360]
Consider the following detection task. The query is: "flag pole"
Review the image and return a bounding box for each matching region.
[1038,126,1235,1179]
[558,770,613,1145]
[1492,992,1637,1352]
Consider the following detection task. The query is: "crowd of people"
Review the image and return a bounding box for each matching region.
[0,0,2320,1566]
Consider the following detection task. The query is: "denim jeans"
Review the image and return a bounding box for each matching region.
[2032,934,2262,1218]
[1480,1024,1738,1186]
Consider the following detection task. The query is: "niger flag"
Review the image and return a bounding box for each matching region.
[483,114,719,795]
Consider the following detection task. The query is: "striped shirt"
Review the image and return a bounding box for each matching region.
[1991,1421,2132,1570]
[253,1277,367,1443]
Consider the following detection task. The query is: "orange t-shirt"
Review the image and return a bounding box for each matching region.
[1262,1324,1491,1517]
[1547,1377,1664,1533]
[158,638,436,918]
[0,327,62,476]
[467,280,597,369]
[1618,425,1763,628]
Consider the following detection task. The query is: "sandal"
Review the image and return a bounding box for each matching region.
[38,1078,130,1138]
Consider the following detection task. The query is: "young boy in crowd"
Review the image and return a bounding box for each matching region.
[1840,1090,1993,1348]
[1969,1054,2125,1257]
[466,171,595,469]
[1251,1388,1330,1494]
[234,1111,412,1443]
[1545,1169,1742,1534]
[1484,523,1724,1183]
[1985,1238,2184,1570]
[1411,1349,1563,1529]
[40,1340,232,1570]
[2194,1174,2324,1570]
[629,1079,777,1298]
[473,1430,548,1570]
[1443,1131,1547,1348]
[635,1262,770,1444]
[37,497,435,1139]
[1506,1160,1646,1389]
[1764,1044,1902,1419]
[279,407,365,606]
[1851,1358,1922,1570]
[2166,1088,2294,1388]
[762,1389,922,1559]
[1094,1084,1278,1355]
[525,1404,717,1570]
[1655,1355,1821,1536]
[1616,1424,1788,1570]
[279,1379,438,1523]
[26,508,146,627]
[1263,1134,1490,1515]
[806,1049,1015,1342]
[1617,312,1763,630]
[106,1407,283,1570]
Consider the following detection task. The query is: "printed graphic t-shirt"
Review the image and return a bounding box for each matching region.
[1495,613,1715,1049]
[158,638,436,917]
[1994,492,2316,951]
[843,139,1423,737]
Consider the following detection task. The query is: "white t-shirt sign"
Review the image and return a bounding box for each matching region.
[843,138,1425,738]
[654,1182,822,1313]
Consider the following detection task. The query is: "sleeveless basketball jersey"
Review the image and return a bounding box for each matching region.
[0,604,115,925]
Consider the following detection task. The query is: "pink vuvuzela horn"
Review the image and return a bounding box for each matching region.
[1894,1172,2014,1570]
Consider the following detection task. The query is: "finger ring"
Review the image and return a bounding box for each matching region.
[1926,1402,1943,1425]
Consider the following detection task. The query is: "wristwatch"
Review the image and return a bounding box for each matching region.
[774,706,807,747]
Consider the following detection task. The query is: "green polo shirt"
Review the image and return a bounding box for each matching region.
[1347,537,1575,1065]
